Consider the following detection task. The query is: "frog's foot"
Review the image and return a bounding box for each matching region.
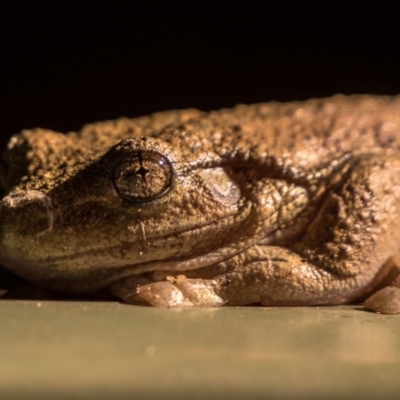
[364,276,400,314]
[137,276,225,307]
[112,275,225,307]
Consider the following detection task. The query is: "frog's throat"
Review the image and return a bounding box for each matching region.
[0,200,272,293]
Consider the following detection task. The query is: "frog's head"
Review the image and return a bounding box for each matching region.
[0,134,259,293]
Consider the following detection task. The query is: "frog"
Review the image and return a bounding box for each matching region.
[1,94,400,313]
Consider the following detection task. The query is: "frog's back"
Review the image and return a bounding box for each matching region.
[198,95,400,170]
[129,95,399,173]
[73,95,400,162]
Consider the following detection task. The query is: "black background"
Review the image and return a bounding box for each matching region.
[2,2,400,148]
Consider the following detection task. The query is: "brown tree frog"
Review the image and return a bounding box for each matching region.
[1,95,400,313]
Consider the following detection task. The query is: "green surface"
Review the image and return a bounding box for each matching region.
[1,302,400,399]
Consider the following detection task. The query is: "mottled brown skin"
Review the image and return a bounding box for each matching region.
[1,95,400,312]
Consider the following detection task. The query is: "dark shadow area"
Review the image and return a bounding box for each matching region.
[2,3,400,145]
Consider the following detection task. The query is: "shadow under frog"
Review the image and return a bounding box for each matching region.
[1,95,400,313]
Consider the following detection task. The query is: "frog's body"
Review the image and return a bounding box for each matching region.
[1,95,400,312]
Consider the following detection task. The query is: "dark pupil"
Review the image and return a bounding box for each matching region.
[113,150,172,202]
[136,165,149,182]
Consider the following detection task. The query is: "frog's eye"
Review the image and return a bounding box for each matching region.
[113,150,173,202]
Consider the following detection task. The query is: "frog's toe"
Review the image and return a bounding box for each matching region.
[364,278,400,314]
[137,275,224,308]
[136,281,192,307]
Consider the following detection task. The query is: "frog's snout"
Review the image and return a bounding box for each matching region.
[0,190,54,237]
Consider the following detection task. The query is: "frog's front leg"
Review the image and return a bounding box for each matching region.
[114,154,400,311]
[112,273,226,307]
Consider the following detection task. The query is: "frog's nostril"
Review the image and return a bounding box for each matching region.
[0,191,53,236]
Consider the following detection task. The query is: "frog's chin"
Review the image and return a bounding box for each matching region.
[0,201,266,294]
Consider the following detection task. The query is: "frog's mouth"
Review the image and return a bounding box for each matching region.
[0,201,266,294]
